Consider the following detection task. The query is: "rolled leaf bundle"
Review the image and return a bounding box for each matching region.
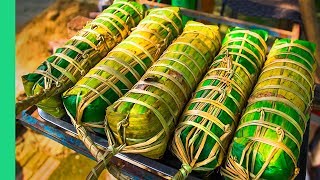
[171,27,268,179]
[87,21,221,179]
[17,0,146,117]
[222,39,316,179]
[63,7,182,137]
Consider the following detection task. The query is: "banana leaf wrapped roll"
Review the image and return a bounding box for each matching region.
[221,39,316,180]
[63,7,182,137]
[171,27,268,179]
[86,21,221,179]
[17,0,146,117]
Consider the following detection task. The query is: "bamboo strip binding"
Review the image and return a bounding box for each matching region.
[86,21,221,180]
[221,39,316,180]
[171,27,268,180]
[63,7,182,132]
[63,8,183,166]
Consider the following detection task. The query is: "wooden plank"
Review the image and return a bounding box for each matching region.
[16,147,37,167]
[38,136,51,148]
[30,157,60,180]
[299,0,320,83]
[24,152,48,171]
[17,167,33,180]
[291,23,300,40]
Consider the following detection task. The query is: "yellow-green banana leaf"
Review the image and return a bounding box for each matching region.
[62,7,183,135]
[106,21,221,160]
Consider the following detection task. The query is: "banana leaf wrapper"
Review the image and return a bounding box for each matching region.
[21,0,146,118]
[105,21,221,160]
[63,7,183,135]
[222,39,316,180]
[170,27,268,179]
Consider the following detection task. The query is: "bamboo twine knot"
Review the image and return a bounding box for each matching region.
[96,34,106,50]
[155,43,161,56]
[82,53,89,59]
[80,70,86,76]
[89,24,96,29]
[119,115,129,127]
[116,114,130,144]
[275,126,285,140]
[107,145,118,156]
[178,163,192,178]
[275,126,283,135]
[103,144,126,160]
[224,124,231,133]
[55,81,62,87]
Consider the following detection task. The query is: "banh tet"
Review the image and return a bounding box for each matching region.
[222,39,316,180]
[17,0,146,117]
[171,27,268,179]
[87,21,221,179]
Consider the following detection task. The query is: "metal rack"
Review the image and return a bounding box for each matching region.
[18,106,312,179]
[16,1,320,179]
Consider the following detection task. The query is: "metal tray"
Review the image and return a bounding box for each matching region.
[17,107,309,180]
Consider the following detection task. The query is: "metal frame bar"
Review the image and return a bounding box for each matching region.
[91,1,300,38]
[141,1,299,38]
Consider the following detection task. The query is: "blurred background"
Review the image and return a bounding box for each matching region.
[15,0,320,179]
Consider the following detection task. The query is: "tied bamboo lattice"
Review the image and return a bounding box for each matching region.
[221,39,317,180]
[17,0,146,117]
[86,21,221,180]
[170,27,268,180]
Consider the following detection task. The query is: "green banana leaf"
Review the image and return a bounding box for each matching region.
[222,39,316,180]
[63,7,183,136]
[170,27,268,179]
[105,21,221,161]
[20,0,146,118]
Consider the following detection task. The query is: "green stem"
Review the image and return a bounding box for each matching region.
[16,89,55,115]
[172,169,190,180]
[86,146,127,180]
[172,164,192,180]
